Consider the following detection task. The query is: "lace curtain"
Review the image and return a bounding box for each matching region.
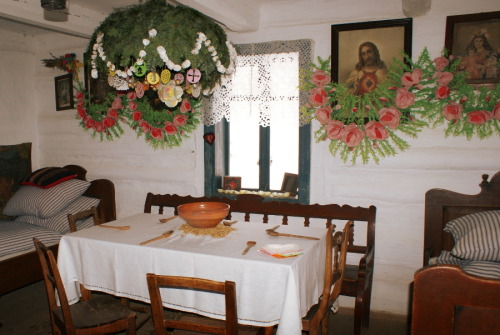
[201,39,313,126]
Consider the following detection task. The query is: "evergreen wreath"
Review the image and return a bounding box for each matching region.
[76,0,236,148]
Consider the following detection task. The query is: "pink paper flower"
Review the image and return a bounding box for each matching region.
[132,111,142,121]
[434,57,449,71]
[126,91,137,101]
[150,127,164,139]
[180,98,192,113]
[315,106,333,125]
[107,109,120,119]
[309,87,328,107]
[401,68,423,87]
[77,106,86,118]
[435,86,450,100]
[128,101,138,111]
[492,102,500,120]
[441,102,463,122]
[341,123,365,147]
[324,120,345,140]
[378,107,401,129]
[173,114,188,127]
[435,71,454,86]
[103,117,116,128]
[395,88,415,109]
[467,110,492,125]
[111,97,124,110]
[311,70,331,87]
[163,122,177,135]
[365,121,390,140]
[139,121,151,133]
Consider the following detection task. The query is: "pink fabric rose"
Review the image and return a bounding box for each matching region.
[442,102,463,122]
[163,122,177,135]
[401,68,423,87]
[103,117,116,128]
[434,57,449,71]
[365,121,390,141]
[128,101,138,111]
[150,127,164,140]
[180,98,192,113]
[395,88,415,109]
[126,91,137,100]
[324,120,344,140]
[341,123,365,148]
[111,97,123,110]
[139,121,151,133]
[93,121,104,133]
[378,107,401,129]
[309,87,328,107]
[467,110,492,125]
[77,106,86,118]
[492,102,500,120]
[315,106,333,125]
[107,109,119,119]
[311,70,331,87]
[132,111,142,121]
[83,116,94,128]
[76,91,84,101]
[435,71,454,86]
[173,114,188,127]
[435,86,450,100]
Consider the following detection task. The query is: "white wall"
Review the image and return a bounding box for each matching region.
[1,0,499,316]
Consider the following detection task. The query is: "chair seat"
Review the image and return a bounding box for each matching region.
[54,295,136,329]
[344,264,359,280]
[171,313,261,335]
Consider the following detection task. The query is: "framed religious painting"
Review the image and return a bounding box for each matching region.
[331,18,412,95]
[54,74,74,111]
[445,11,500,87]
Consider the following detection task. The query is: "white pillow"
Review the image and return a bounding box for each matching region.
[3,179,90,219]
[15,196,99,234]
[444,210,500,262]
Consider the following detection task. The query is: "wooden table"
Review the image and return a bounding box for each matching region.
[57,213,327,335]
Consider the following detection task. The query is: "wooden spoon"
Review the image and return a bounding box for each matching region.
[98,225,131,230]
[242,241,256,255]
[266,226,319,240]
[140,230,174,245]
[159,216,177,223]
[223,220,238,226]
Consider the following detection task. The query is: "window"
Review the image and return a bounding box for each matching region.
[204,40,312,204]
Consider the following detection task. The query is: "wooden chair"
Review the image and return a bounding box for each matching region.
[411,264,500,335]
[144,193,376,334]
[33,238,137,335]
[146,274,261,335]
[67,206,100,233]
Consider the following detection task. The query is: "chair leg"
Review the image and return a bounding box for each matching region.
[262,325,274,335]
[353,294,363,335]
[321,312,330,335]
[126,314,136,335]
[361,281,372,328]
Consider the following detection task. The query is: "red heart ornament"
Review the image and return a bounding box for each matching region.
[204,132,215,145]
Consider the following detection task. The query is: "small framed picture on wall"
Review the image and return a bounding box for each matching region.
[54,74,74,111]
[445,11,500,87]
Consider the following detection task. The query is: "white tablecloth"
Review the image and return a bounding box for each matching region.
[57,213,326,335]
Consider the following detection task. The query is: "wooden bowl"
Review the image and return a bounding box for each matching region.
[177,202,230,229]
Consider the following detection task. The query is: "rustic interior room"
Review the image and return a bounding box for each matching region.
[0,0,499,334]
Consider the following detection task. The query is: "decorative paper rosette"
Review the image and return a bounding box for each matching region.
[300,48,500,164]
[77,0,237,148]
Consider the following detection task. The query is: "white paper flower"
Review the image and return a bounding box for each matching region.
[149,29,157,38]
[136,59,144,65]
[143,39,150,46]
[173,64,181,72]
[91,69,98,79]
[191,50,199,55]
[208,46,215,52]
[139,50,147,58]
[96,32,104,43]
[181,60,191,68]
[157,46,166,55]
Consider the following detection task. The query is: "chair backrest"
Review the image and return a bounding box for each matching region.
[146,274,238,335]
[33,238,75,333]
[310,221,352,325]
[144,193,375,230]
[67,206,99,233]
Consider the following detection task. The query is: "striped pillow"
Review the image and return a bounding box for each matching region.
[462,261,500,279]
[444,210,500,262]
[3,179,91,219]
[20,167,77,189]
[15,196,100,234]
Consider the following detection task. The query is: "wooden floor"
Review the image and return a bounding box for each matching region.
[0,281,409,335]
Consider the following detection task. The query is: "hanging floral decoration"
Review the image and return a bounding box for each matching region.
[75,0,236,148]
[300,48,500,164]
[42,53,83,79]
